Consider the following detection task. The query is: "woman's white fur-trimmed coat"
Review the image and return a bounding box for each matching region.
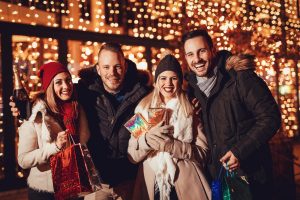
[127,98,211,200]
[17,99,90,193]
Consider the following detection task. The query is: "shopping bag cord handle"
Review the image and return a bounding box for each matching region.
[68,132,75,144]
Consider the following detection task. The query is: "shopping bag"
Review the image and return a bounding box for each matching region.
[80,144,102,191]
[211,166,224,200]
[212,166,252,200]
[50,136,101,200]
[222,170,252,200]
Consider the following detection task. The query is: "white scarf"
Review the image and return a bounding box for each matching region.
[138,98,193,200]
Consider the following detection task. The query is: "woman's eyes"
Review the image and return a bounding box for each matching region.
[55,79,72,85]
[160,77,177,81]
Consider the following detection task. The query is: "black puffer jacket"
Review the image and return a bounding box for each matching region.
[77,61,150,186]
[187,51,281,184]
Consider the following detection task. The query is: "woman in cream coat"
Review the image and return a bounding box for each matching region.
[17,62,90,200]
[127,54,211,200]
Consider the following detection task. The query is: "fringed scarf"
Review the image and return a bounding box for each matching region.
[144,98,193,200]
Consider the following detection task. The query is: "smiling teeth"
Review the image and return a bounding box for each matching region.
[195,63,205,68]
[164,88,173,92]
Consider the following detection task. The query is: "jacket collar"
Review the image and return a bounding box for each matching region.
[88,73,146,101]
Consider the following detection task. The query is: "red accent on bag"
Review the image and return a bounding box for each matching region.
[50,143,92,200]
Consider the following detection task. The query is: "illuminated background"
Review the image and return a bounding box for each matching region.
[0,0,299,198]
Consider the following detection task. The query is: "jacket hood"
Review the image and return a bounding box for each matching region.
[78,59,151,89]
[225,54,256,71]
[78,64,99,85]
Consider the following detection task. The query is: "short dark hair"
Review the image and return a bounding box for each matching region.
[98,42,124,58]
[181,29,214,50]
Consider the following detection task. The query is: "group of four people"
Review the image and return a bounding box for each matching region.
[11,29,281,200]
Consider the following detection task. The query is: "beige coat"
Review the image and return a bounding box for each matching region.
[17,99,90,192]
[127,104,211,200]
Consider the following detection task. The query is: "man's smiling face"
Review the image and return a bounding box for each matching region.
[184,36,213,77]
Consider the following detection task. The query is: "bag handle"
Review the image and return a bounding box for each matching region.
[217,165,224,181]
[218,163,237,180]
[68,132,75,144]
[225,162,237,178]
[62,130,76,149]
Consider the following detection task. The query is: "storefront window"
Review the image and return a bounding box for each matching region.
[12,35,58,178]
[67,40,148,82]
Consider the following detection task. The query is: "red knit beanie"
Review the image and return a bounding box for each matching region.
[38,62,70,90]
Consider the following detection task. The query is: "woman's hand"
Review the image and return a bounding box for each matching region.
[145,121,174,151]
[55,131,68,150]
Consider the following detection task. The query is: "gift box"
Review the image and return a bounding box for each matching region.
[125,108,172,138]
[124,113,150,138]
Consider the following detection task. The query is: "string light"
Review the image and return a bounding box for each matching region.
[0,0,299,137]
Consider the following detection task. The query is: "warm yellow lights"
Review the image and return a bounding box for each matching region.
[0,0,299,137]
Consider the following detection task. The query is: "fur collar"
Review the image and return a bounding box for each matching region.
[78,59,153,90]
[225,54,255,71]
[29,99,47,122]
[186,52,255,87]
[28,99,63,143]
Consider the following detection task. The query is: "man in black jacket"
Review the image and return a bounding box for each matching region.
[77,43,150,199]
[9,43,151,199]
[182,29,281,200]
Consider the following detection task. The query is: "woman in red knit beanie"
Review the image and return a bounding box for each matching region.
[17,61,90,200]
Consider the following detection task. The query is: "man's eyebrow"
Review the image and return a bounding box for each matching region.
[186,48,207,54]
